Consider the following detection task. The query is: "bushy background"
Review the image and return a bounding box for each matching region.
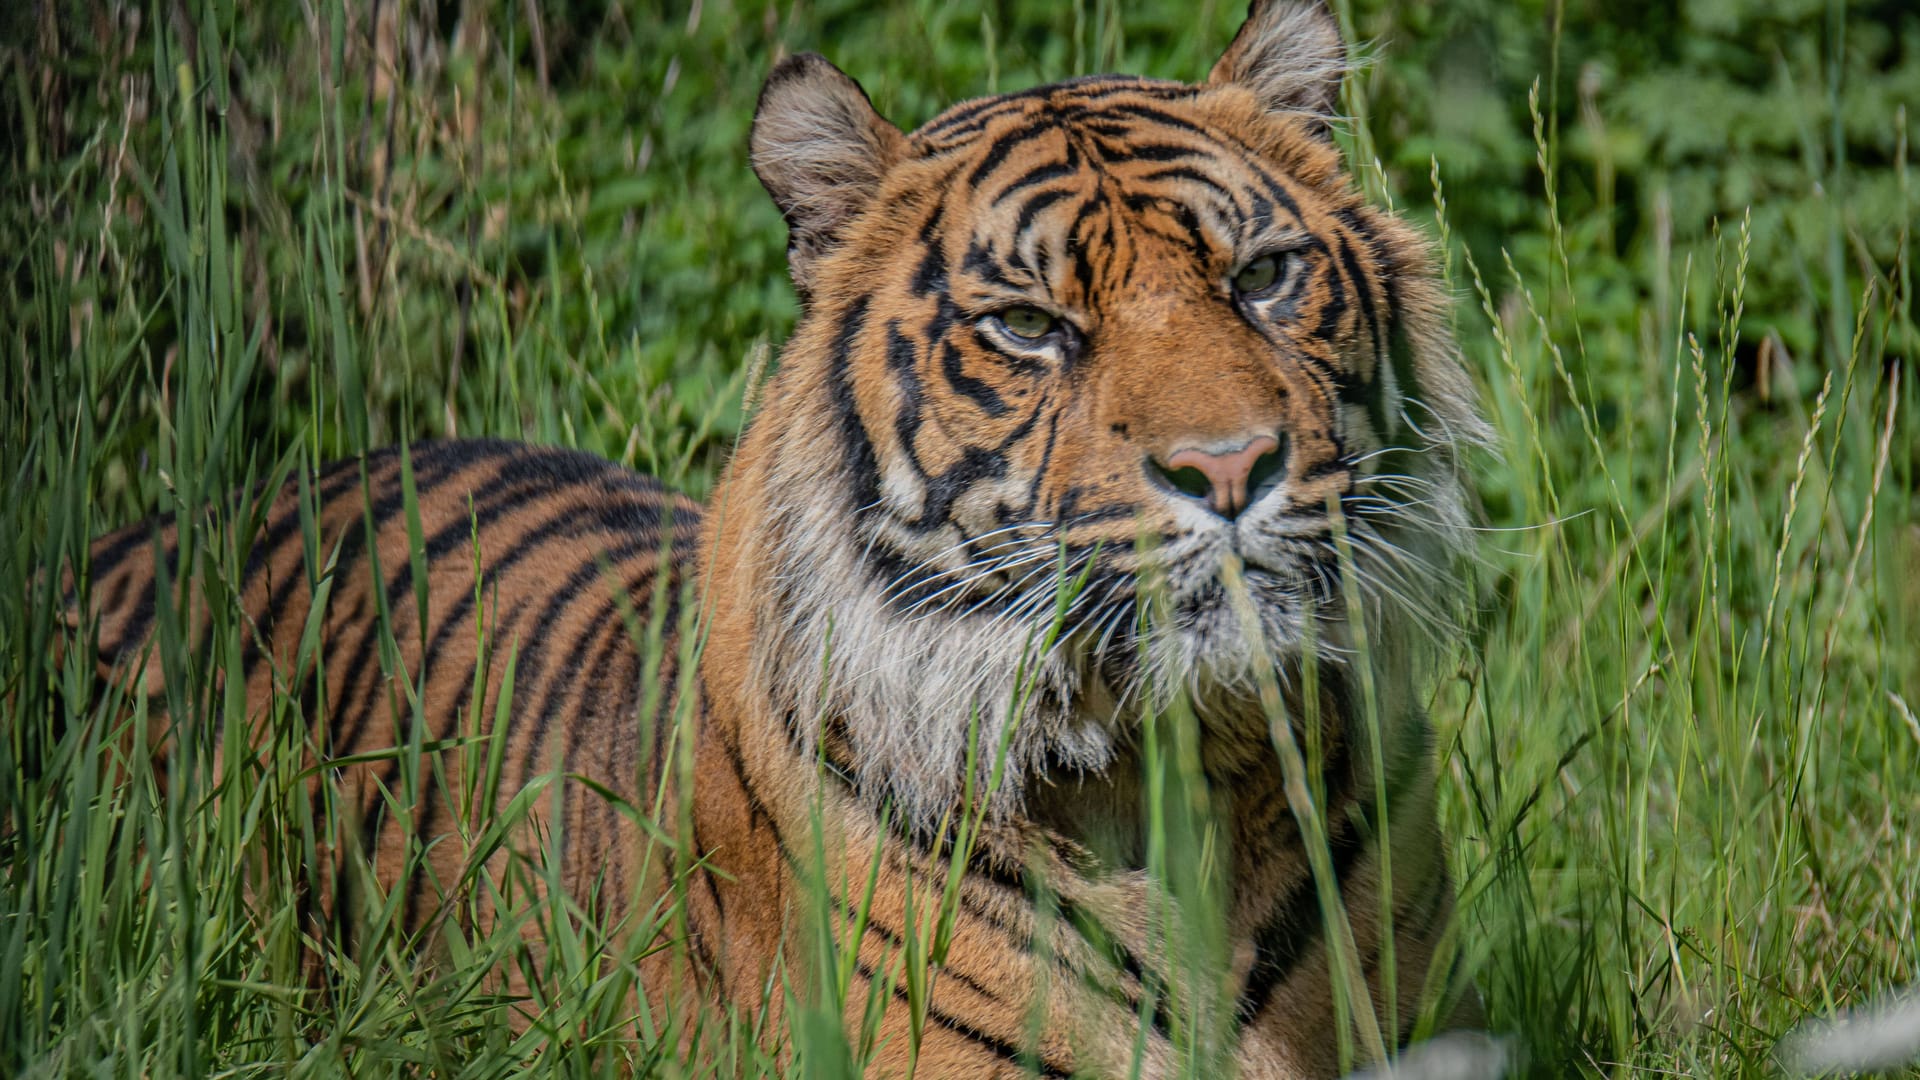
[2,1,1915,1076]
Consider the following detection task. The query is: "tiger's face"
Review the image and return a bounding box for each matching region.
[738,0,1485,825]
[846,80,1434,682]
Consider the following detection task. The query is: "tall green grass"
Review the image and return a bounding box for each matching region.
[3,1,1915,1077]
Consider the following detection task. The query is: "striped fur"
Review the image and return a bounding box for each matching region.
[79,440,702,949]
[74,2,1488,1075]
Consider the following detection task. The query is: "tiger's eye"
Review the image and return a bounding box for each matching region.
[998,306,1056,339]
[1233,254,1283,295]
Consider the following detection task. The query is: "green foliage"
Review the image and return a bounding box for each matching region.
[3,1,1916,1077]
[1353,0,1919,368]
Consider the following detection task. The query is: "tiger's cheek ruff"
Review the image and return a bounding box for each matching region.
[739,298,1127,831]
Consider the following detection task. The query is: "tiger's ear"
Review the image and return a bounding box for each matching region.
[751,53,905,299]
[1208,0,1348,131]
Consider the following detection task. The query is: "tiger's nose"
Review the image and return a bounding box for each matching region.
[1151,434,1285,520]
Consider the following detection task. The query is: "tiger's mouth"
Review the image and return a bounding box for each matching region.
[877,501,1434,651]
[870,530,1340,689]
[856,445,1466,730]
[1023,507,1456,683]
[1148,535,1342,660]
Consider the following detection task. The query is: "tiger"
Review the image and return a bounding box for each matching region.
[69,1,1491,1075]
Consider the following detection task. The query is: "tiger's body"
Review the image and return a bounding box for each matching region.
[72,2,1488,1075]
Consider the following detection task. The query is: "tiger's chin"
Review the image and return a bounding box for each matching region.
[1131,506,1465,708]
[1126,529,1342,675]
[1083,530,1457,775]
[1146,572,1319,684]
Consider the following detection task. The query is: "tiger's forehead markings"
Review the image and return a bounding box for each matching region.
[914,75,1200,147]
[887,74,1396,405]
[958,153,1233,308]
[905,85,1344,313]
[937,98,1225,194]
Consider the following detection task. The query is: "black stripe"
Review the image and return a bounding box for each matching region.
[918,77,1192,145]
[1343,208,1426,438]
[1013,188,1074,241]
[948,837,1175,1041]
[886,321,928,454]
[708,704,779,839]
[639,571,699,803]
[960,239,1017,290]
[1236,825,1362,1021]
[355,584,522,889]
[90,522,170,586]
[98,573,133,632]
[910,197,951,297]
[583,572,675,883]
[1065,186,1107,297]
[828,296,880,517]
[284,461,567,734]
[1232,154,1308,229]
[849,946,1071,1077]
[1053,487,1138,527]
[238,446,383,583]
[919,95,1029,140]
[701,712,1064,1071]
[410,579,614,921]
[967,120,1060,191]
[102,533,174,660]
[1056,894,1179,1040]
[1333,228,1385,390]
[881,802,1171,1041]
[683,805,730,999]
[524,557,678,792]
[314,589,371,746]
[1298,455,1349,486]
[923,292,960,346]
[1016,406,1062,518]
[908,448,1005,532]
[853,907,1005,1003]
[1313,242,1351,344]
[1101,141,1203,165]
[1104,102,1212,138]
[359,479,688,754]
[941,341,1009,418]
[996,159,1077,200]
[231,450,385,635]
[1138,165,1241,210]
[1123,193,1212,262]
[421,509,693,756]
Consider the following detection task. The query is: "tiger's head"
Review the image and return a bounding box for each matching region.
[723,0,1487,830]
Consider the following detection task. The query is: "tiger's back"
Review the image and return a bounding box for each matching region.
[78,438,702,927]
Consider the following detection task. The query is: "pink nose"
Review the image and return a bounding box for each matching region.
[1157,435,1283,519]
